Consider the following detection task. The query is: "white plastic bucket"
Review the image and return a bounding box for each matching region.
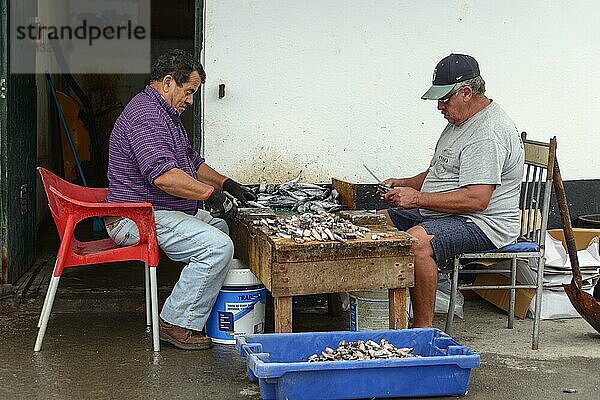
[206,259,266,344]
[349,290,389,331]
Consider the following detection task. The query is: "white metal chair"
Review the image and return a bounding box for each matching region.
[445,133,556,350]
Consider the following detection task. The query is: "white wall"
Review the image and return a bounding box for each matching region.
[202,0,600,183]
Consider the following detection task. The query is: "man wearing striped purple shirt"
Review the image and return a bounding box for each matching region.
[104,49,256,350]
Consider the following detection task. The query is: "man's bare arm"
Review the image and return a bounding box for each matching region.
[154,168,215,200]
[384,184,495,213]
[196,163,228,189]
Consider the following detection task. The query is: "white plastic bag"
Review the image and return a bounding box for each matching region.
[544,233,568,267]
[408,272,464,319]
[434,272,464,318]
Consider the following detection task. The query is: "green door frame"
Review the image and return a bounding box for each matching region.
[0,0,8,283]
[0,0,37,284]
[193,0,203,155]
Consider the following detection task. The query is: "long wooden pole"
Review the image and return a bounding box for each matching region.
[552,161,583,288]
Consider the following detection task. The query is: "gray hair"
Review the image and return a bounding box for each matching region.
[456,75,486,95]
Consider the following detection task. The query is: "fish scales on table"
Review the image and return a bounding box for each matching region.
[254,212,391,243]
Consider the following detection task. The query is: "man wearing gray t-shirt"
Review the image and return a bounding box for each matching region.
[380,54,524,328]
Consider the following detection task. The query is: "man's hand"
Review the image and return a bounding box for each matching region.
[223,178,257,205]
[384,187,421,209]
[382,178,405,188]
[206,188,237,220]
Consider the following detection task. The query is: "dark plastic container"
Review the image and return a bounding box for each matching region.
[578,214,600,228]
[237,328,480,400]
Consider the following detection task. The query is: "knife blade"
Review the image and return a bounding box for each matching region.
[362,164,391,193]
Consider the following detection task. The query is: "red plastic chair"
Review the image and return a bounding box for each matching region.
[35,167,161,351]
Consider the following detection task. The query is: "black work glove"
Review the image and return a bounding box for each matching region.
[206,188,237,220]
[223,178,257,206]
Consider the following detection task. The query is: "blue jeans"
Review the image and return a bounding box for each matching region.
[106,209,234,331]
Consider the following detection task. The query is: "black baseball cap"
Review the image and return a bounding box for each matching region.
[421,53,480,100]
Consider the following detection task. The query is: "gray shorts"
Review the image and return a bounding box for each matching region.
[388,208,496,268]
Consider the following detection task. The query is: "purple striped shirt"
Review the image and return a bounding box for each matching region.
[105,85,205,214]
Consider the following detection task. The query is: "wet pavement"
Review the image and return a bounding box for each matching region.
[1,227,599,399]
[2,298,599,400]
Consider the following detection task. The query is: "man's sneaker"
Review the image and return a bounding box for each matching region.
[159,319,213,350]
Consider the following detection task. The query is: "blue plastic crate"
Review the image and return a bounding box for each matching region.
[236,328,479,400]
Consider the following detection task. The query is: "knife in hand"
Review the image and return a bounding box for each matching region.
[362,164,391,193]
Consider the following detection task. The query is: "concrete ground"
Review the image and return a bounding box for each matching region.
[1,228,599,400]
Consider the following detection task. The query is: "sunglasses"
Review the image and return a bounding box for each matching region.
[438,87,466,104]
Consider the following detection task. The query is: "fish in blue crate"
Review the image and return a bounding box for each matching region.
[307,338,419,362]
[237,328,480,400]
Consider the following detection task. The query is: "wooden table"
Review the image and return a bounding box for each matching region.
[230,211,416,332]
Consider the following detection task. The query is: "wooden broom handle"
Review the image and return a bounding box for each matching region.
[552,161,583,288]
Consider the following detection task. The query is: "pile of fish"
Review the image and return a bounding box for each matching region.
[253,212,389,243]
[247,172,343,213]
[307,339,419,362]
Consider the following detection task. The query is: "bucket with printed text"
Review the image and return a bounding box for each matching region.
[349,290,389,331]
[206,259,267,344]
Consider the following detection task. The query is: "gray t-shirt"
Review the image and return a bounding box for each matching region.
[420,101,524,248]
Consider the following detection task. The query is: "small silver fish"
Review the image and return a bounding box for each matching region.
[307,339,419,362]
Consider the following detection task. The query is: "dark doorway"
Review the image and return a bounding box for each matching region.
[0,0,38,284]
